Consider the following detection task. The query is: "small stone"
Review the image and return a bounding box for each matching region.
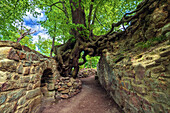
[17,64,23,74]
[58,87,65,91]
[47,83,54,90]
[13,74,20,80]
[70,78,75,83]
[60,94,69,99]
[61,89,70,94]
[65,77,70,80]
[67,82,72,87]
[55,94,61,100]
[16,51,26,60]
[63,85,68,88]
[23,67,30,75]
[55,85,59,89]
[73,83,78,88]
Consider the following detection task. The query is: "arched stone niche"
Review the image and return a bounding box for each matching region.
[40,68,56,98]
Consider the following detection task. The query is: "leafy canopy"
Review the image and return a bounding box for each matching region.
[0,0,142,62]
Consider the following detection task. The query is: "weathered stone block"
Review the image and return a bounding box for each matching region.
[129,95,142,109]
[0,71,7,83]
[152,103,167,113]
[61,89,70,94]
[16,64,23,74]
[133,79,142,85]
[16,50,26,60]
[152,65,166,74]
[47,83,54,91]
[58,87,65,91]
[23,67,30,75]
[134,64,146,80]
[22,45,32,52]
[23,61,32,67]
[27,95,41,112]
[124,100,139,113]
[7,89,25,102]
[132,85,147,95]
[17,96,26,106]
[142,103,154,113]
[7,48,20,61]
[13,74,20,80]
[44,91,55,97]
[0,94,6,105]
[21,76,31,83]
[123,81,132,90]
[32,81,40,89]
[30,66,36,74]
[67,82,72,87]
[0,101,16,113]
[152,92,169,105]
[0,81,20,91]
[0,47,13,58]
[20,83,28,88]
[162,23,170,36]
[0,41,22,49]
[26,88,41,100]
[60,94,69,99]
[31,53,39,61]
[27,84,33,90]
[0,59,18,72]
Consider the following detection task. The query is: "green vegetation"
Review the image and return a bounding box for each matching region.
[135,35,168,50]
[80,55,100,69]
[0,0,144,76]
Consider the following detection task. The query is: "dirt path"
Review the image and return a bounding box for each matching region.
[41,76,123,113]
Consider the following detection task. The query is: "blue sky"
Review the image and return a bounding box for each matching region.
[20,8,50,43]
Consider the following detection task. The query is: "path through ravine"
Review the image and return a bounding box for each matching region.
[40,76,123,113]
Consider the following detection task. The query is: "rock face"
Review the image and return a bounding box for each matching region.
[0,41,60,113]
[55,77,82,99]
[97,1,170,113]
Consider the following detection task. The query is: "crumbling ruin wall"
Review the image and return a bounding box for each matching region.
[97,0,170,113]
[0,41,60,113]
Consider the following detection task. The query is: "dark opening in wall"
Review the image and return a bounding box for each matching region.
[41,68,53,87]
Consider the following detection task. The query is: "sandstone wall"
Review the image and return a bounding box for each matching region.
[0,41,60,113]
[97,0,170,113]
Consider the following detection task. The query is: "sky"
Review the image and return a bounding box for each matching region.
[21,8,50,43]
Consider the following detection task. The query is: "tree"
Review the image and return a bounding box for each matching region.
[1,0,156,78]
[41,0,146,78]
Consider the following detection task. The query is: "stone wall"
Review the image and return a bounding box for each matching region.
[0,41,60,113]
[97,0,170,113]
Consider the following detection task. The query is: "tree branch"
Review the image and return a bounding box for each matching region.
[88,0,94,28]
[17,29,36,43]
[104,0,154,36]
[50,1,65,7]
